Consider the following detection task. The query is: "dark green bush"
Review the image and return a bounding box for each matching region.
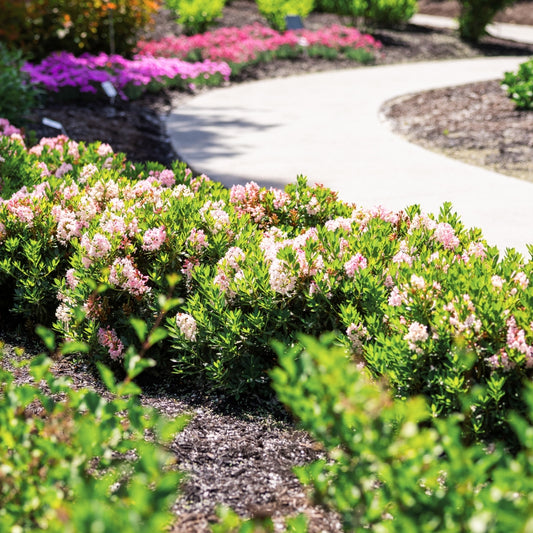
[0,44,40,126]
[256,0,315,30]
[313,0,416,27]
[165,0,226,35]
[502,57,533,110]
[458,0,515,42]
[365,0,417,27]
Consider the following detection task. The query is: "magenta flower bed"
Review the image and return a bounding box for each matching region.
[135,23,382,64]
[22,52,231,100]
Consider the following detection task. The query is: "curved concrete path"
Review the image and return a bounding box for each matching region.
[167,54,533,255]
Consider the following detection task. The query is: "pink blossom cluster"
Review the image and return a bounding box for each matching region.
[80,232,112,267]
[214,246,246,298]
[97,327,125,360]
[344,253,367,277]
[230,181,268,223]
[0,118,23,138]
[404,321,429,353]
[488,317,533,370]
[109,257,151,297]
[135,23,381,65]
[142,225,167,251]
[187,228,209,253]
[23,52,231,100]
[199,200,231,233]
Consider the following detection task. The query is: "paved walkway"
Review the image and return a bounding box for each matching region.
[166,20,533,255]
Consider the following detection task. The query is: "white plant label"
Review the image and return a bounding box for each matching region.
[101,81,118,98]
[42,117,64,131]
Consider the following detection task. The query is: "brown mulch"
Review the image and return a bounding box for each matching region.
[4,1,533,531]
[382,79,533,182]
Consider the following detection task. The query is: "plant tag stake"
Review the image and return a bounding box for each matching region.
[285,15,304,30]
[42,117,66,135]
[101,81,118,104]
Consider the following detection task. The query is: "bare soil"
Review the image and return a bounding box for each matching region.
[5,1,533,531]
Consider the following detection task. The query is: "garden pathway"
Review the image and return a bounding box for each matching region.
[167,24,533,256]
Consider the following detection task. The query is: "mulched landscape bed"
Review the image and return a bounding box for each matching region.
[4,1,533,531]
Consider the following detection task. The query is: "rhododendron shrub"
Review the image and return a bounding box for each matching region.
[1,118,532,444]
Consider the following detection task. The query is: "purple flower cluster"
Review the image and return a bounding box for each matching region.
[135,23,382,64]
[22,52,231,100]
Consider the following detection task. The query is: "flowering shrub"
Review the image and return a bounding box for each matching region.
[1,118,532,446]
[22,52,231,101]
[272,334,533,531]
[135,24,382,73]
[502,57,533,110]
[0,0,161,59]
[165,0,226,35]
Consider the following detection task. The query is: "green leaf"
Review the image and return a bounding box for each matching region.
[130,317,148,343]
[61,340,89,355]
[97,362,117,393]
[147,327,168,347]
[126,352,156,379]
[35,325,55,351]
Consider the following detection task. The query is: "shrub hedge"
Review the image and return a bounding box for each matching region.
[0,119,532,450]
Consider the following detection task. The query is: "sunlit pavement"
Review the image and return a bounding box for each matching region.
[167,21,533,256]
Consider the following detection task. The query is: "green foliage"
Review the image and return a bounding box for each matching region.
[365,0,417,27]
[313,0,416,26]
[271,334,533,532]
[0,0,161,60]
[165,0,226,35]
[0,334,188,532]
[0,44,40,126]
[457,0,515,42]
[256,0,314,31]
[212,505,308,532]
[502,57,533,110]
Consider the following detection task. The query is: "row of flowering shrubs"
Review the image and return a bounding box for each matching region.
[135,23,381,73]
[21,24,381,102]
[0,117,532,449]
[21,52,231,101]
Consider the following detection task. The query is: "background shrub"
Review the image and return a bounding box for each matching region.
[165,0,226,35]
[256,0,315,30]
[458,0,516,42]
[365,0,417,27]
[312,0,416,27]
[0,0,161,59]
[0,44,40,126]
[502,57,533,110]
